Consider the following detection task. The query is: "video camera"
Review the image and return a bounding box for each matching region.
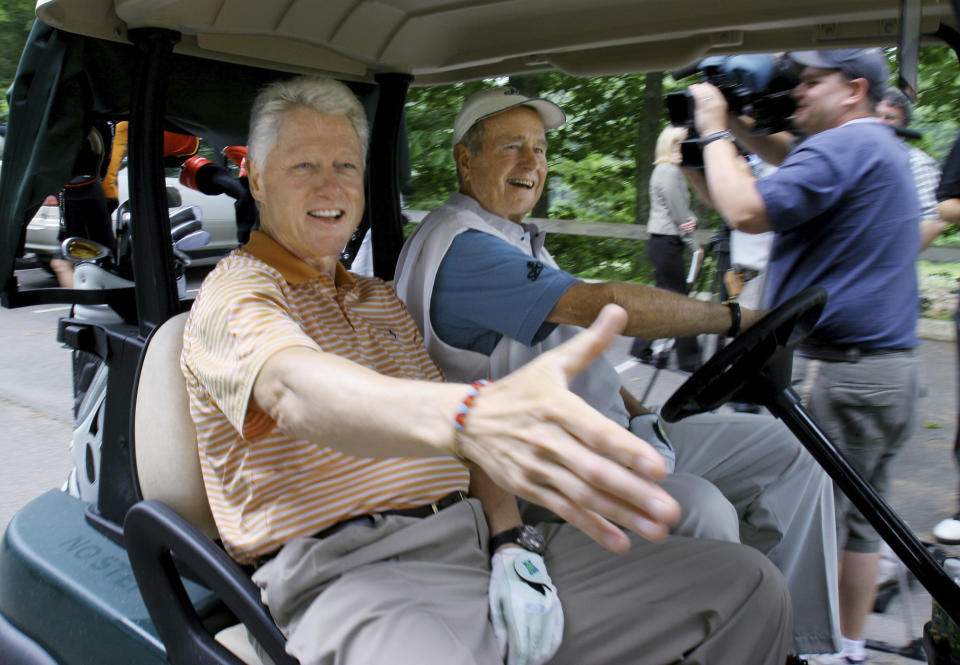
[667,53,799,167]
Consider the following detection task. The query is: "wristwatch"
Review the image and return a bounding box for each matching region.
[698,129,735,146]
[489,525,546,555]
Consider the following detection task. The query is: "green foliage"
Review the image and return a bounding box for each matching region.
[908,46,960,162]
[0,0,35,123]
[546,235,653,283]
[405,80,493,210]
[917,260,960,320]
[548,153,635,223]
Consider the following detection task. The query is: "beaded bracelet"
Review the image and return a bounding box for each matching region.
[454,379,493,431]
[452,379,493,459]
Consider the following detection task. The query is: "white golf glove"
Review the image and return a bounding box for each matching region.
[489,548,564,665]
[629,413,677,473]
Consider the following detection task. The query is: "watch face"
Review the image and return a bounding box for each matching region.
[518,525,546,554]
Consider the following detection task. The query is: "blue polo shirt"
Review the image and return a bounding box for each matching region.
[756,119,919,349]
[430,229,579,354]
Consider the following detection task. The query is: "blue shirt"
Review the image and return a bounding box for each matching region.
[430,230,579,354]
[756,119,919,348]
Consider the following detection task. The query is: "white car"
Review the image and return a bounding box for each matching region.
[23,168,239,268]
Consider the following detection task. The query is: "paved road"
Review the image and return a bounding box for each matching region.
[0,272,73,531]
[2,266,958,663]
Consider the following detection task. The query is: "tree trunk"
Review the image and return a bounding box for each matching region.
[631,72,663,276]
[635,71,662,226]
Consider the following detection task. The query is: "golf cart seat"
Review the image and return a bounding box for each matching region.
[126,312,296,665]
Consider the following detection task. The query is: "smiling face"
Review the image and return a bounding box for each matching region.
[248,106,365,276]
[455,106,548,224]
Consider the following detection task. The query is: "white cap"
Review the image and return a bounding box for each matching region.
[452,87,566,146]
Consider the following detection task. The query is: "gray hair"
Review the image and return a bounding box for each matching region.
[247,76,370,171]
[455,120,486,185]
[881,87,912,126]
[459,120,486,155]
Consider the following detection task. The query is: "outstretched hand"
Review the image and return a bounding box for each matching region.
[455,304,681,553]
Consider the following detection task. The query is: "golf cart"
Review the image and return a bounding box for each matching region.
[1,1,960,664]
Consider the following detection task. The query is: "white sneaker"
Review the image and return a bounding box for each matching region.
[934,514,960,545]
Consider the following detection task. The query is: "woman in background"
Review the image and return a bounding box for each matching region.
[631,126,704,372]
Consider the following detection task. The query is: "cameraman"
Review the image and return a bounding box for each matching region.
[689,48,920,665]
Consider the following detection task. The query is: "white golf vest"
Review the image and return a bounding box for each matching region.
[394,192,629,426]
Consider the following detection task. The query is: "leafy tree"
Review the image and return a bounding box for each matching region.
[636,71,663,225]
[909,45,960,161]
[874,45,960,165]
[0,0,36,122]
[405,80,490,210]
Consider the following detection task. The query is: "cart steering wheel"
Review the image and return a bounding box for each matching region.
[661,285,960,626]
[661,286,827,423]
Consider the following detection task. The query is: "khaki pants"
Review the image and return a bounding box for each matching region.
[661,412,840,654]
[253,498,792,665]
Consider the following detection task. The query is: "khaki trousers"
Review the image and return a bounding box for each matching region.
[253,498,792,665]
[662,412,840,654]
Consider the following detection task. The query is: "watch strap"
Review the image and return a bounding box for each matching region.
[489,526,525,554]
[699,129,735,146]
[724,300,742,337]
[489,525,545,555]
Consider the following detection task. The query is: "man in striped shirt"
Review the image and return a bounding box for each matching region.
[876,87,945,250]
[182,75,791,665]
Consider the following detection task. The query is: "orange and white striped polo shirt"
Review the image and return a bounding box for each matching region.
[181,231,470,564]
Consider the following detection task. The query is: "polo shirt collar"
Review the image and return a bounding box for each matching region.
[243,230,355,288]
[448,192,546,254]
[840,116,882,129]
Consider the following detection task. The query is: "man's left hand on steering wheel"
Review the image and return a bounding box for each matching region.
[489,546,564,665]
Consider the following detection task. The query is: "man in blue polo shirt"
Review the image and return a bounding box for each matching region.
[394,86,840,660]
[690,48,921,665]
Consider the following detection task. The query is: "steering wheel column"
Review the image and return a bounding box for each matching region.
[661,286,960,624]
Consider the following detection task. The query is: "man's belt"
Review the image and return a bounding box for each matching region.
[254,491,469,567]
[314,490,468,539]
[797,342,912,363]
[381,490,468,519]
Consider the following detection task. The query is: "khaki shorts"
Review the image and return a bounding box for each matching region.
[793,350,920,553]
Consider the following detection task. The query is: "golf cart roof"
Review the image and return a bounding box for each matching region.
[35,0,958,84]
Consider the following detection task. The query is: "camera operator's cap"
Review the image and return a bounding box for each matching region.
[453,87,566,146]
[788,48,889,100]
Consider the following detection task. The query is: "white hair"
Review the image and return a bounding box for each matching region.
[247,76,369,170]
